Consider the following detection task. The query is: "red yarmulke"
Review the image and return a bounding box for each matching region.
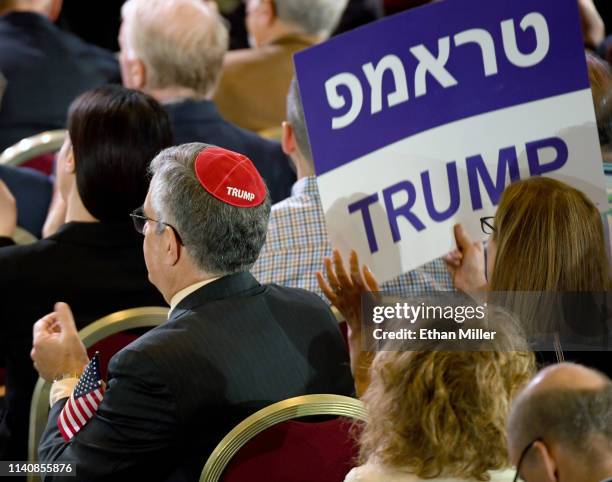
[194,146,267,208]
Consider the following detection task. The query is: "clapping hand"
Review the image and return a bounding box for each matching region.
[317,249,379,396]
[0,179,17,238]
[31,302,89,382]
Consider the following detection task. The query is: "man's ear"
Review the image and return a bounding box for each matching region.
[261,0,276,27]
[526,441,558,482]
[129,58,147,90]
[164,226,181,267]
[281,121,296,157]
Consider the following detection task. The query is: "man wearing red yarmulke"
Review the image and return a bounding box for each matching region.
[31,143,354,481]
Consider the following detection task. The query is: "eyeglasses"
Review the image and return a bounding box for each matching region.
[130,207,182,244]
[480,216,495,235]
[513,438,541,482]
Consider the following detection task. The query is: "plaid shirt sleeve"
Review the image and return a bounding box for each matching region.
[252,177,455,301]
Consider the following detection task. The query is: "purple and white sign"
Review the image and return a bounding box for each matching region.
[294,0,607,283]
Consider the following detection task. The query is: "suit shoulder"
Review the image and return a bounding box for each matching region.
[263,283,331,312]
[0,238,55,264]
[223,45,284,70]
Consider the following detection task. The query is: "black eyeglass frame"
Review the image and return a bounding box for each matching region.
[129,207,183,244]
[480,216,496,235]
[513,437,542,482]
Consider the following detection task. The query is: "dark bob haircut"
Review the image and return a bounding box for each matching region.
[68,85,173,222]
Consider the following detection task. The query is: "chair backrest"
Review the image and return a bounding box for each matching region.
[27,306,168,474]
[13,226,37,245]
[0,130,66,167]
[200,394,367,482]
[331,306,349,346]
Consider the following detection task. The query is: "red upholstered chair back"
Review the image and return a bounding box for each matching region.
[22,153,55,176]
[200,394,368,482]
[86,331,142,380]
[222,417,361,482]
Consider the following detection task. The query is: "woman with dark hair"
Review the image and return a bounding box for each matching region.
[0,85,173,461]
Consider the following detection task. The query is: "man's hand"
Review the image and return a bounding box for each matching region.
[0,179,17,238]
[31,302,89,382]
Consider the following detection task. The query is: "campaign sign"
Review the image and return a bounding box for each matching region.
[294,0,607,283]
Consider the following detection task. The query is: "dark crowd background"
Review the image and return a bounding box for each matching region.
[59,0,610,54]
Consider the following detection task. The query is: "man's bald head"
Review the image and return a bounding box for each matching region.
[507,363,612,465]
[120,0,228,98]
[528,362,608,392]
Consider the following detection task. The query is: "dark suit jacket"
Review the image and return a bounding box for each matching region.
[0,222,164,461]
[0,11,119,150]
[164,99,296,203]
[39,272,354,481]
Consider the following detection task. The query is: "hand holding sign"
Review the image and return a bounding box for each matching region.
[443,224,488,300]
[295,0,606,284]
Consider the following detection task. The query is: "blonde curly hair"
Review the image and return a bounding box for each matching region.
[358,311,535,480]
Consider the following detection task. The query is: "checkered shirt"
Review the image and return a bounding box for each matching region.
[251,176,453,299]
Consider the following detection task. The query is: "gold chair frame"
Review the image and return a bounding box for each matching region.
[27,306,168,480]
[0,130,66,167]
[200,394,367,482]
[13,226,37,245]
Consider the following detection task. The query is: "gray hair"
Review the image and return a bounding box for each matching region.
[508,378,612,465]
[287,77,313,169]
[149,143,271,276]
[121,0,228,97]
[275,0,348,38]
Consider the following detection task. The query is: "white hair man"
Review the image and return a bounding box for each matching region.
[508,363,612,482]
[118,0,295,203]
[214,0,349,132]
[32,144,353,480]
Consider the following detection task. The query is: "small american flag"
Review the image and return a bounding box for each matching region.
[58,352,105,442]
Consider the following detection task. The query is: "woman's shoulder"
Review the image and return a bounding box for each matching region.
[344,464,418,482]
[344,464,516,482]
[487,469,516,481]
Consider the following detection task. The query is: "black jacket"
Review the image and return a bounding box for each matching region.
[164,99,296,203]
[0,222,164,461]
[0,11,119,150]
[38,272,354,481]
